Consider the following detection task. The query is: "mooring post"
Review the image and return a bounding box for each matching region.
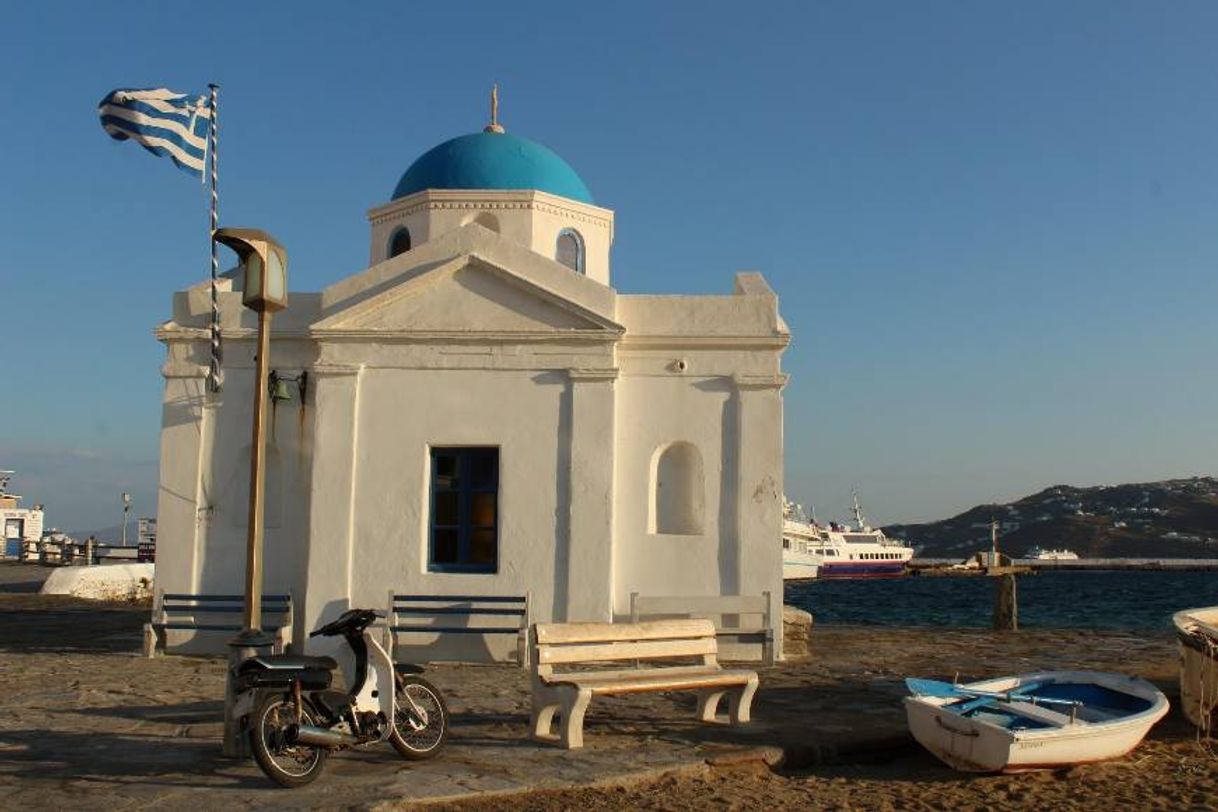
[993,572,1018,630]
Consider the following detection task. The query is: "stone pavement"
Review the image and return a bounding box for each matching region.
[0,563,1181,810]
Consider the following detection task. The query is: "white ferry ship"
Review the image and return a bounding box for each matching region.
[1028,547,1080,561]
[782,500,822,580]
[782,493,914,579]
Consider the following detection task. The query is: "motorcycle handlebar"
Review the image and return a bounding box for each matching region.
[308,608,383,638]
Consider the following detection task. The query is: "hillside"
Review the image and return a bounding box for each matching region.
[884,477,1218,559]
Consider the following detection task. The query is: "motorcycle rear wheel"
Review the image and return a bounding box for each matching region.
[390,675,449,760]
[250,693,330,787]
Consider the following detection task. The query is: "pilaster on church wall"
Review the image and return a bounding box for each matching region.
[732,372,788,660]
[155,358,211,596]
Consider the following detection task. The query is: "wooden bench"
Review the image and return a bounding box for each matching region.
[385,592,531,666]
[630,592,776,665]
[143,592,293,657]
[530,618,759,749]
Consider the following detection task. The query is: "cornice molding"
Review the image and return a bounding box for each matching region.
[567,367,620,382]
[156,325,622,345]
[732,373,789,391]
[310,363,363,377]
[368,190,613,230]
[161,362,209,380]
[620,334,790,350]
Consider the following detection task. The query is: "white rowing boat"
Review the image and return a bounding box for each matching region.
[904,670,1168,772]
[1173,606,1218,733]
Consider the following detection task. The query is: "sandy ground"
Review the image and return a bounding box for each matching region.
[429,745,1218,812]
[1,562,1215,810]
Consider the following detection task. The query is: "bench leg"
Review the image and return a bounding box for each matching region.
[143,624,166,658]
[729,676,759,725]
[558,689,592,749]
[531,695,561,742]
[697,688,728,723]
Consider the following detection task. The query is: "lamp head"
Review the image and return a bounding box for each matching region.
[213,227,288,312]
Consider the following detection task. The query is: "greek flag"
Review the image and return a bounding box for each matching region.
[98,88,211,176]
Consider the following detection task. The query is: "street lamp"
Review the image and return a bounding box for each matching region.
[212,226,288,757]
[121,492,131,547]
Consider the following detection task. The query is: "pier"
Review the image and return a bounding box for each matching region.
[910,557,1218,572]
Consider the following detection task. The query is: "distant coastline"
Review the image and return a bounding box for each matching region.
[886,476,1218,559]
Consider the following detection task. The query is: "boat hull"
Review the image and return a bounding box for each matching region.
[1173,607,1218,732]
[905,671,1168,773]
[819,561,907,579]
[782,559,820,580]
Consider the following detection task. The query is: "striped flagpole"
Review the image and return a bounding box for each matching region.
[207,84,223,392]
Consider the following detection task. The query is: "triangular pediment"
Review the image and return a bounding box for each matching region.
[313,254,621,336]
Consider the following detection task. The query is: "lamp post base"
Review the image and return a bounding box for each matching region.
[222,628,276,758]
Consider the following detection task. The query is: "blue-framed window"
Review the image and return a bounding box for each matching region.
[388,226,412,258]
[428,447,499,573]
[555,228,584,273]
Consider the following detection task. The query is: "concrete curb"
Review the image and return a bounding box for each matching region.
[378,736,914,809]
[378,761,714,810]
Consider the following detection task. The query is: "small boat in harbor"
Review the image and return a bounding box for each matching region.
[904,671,1168,773]
[1028,547,1080,561]
[1172,606,1218,733]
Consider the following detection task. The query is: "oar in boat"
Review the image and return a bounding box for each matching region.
[905,678,1081,710]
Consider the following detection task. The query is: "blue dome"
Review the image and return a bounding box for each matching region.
[392,132,593,203]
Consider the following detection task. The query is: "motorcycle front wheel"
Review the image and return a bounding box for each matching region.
[250,693,330,787]
[390,675,449,760]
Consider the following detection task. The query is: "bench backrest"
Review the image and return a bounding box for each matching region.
[629,593,770,625]
[152,592,293,638]
[629,592,774,664]
[387,592,531,665]
[157,593,292,619]
[532,619,719,677]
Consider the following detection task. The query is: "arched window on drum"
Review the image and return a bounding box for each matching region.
[555,228,584,273]
[388,227,412,258]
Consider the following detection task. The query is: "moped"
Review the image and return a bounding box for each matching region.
[233,607,448,787]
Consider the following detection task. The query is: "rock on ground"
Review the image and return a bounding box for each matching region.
[40,562,154,602]
[782,604,813,660]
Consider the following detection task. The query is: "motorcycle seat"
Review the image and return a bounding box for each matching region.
[241,654,338,672]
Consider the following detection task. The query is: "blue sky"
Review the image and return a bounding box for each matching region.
[2,1,1216,532]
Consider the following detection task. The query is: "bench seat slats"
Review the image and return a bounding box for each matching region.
[544,664,737,685]
[535,619,714,645]
[547,668,756,695]
[538,636,717,665]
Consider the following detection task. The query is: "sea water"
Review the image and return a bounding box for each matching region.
[784,570,1218,632]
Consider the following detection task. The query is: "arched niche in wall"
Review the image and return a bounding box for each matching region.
[649,441,705,535]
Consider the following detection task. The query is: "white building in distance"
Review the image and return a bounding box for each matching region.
[1,472,43,559]
[154,110,789,658]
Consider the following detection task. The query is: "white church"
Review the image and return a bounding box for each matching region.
[154,105,790,658]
